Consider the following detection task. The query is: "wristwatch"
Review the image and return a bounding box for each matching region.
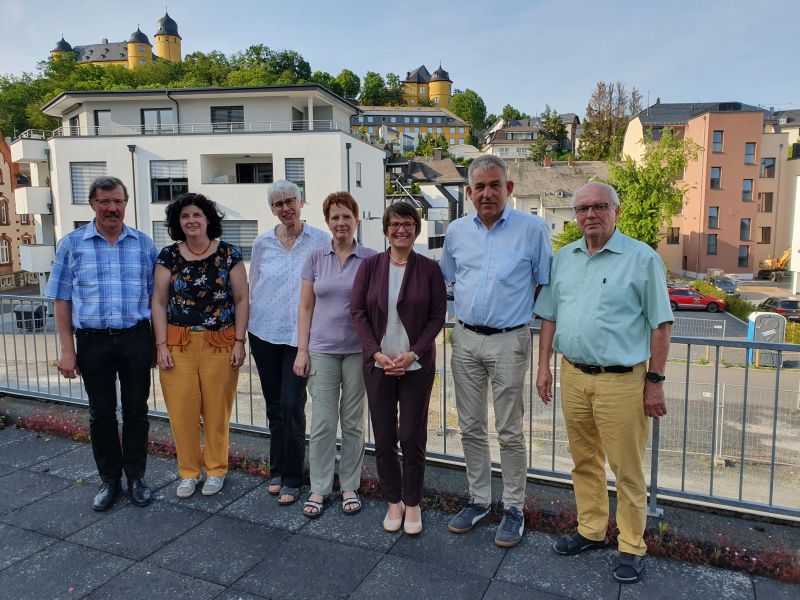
[411,351,420,361]
[645,371,666,383]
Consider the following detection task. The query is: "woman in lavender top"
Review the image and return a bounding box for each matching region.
[294,192,377,518]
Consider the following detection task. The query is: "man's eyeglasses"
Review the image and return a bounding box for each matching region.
[387,222,416,232]
[574,203,611,215]
[272,197,298,210]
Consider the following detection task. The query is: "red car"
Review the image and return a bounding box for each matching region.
[669,288,725,313]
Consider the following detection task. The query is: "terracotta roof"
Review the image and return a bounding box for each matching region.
[409,157,466,185]
[508,161,610,208]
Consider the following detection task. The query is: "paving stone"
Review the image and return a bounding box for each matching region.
[0,469,72,515]
[221,482,310,532]
[149,514,288,586]
[215,591,267,600]
[0,463,16,478]
[494,531,620,599]
[234,533,382,600]
[86,562,224,599]
[140,455,181,490]
[0,522,57,571]
[483,580,573,600]
[0,540,132,599]
[34,444,99,481]
[301,496,402,552]
[388,509,506,578]
[66,501,208,560]
[350,553,490,600]
[0,482,125,538]
[0,433,78,468]
[0,427,34,447]
[752,576,800,599]
[161,471,261,513]
[618,556,755,600]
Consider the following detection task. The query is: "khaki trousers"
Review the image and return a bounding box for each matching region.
[560,359,649,556]
[160,331,239,479]
[451,322,531,510]
[307,352,366,495]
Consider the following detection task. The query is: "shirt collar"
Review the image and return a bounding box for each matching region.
[83,220,137,242]
[267,222,309,239]
[575,228,624,255]
[324,240,369,258]
[471,203,512,229]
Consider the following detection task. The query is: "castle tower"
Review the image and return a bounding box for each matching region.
[50,37,73,61]
[429,65,452,108]
[127,28,153,69]
[154,12,182,63]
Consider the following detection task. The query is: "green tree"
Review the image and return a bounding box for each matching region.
[540,105,567,151]
[500,104,529,122]
[450,88,487,135]
[553,221,582,251]
[415,134,449,157]
[580,81,642,161]
[360,71,386,105]
[335,69,360,100]
[528,137,549,162]
[384,73,405,106]
[609,129,701,249]
[177,51,231,87]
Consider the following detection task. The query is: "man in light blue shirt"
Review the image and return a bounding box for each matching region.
[534,182,672,584]
[441,155,552,548]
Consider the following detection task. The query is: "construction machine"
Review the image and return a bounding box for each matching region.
[757,248,791,281]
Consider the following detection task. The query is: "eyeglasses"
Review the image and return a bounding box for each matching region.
[388,222,416,232]
[272,197,298,210]
[574,203,611,215]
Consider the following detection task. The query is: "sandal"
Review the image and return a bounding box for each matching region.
[267,476,281,496]
[302,494,329,519]
[341,492,362,515]
[613,552,646,583]
[277,486,301,506]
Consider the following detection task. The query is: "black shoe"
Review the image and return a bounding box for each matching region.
[553,530,610,556]
[127,477,152,507]
[93,479,121,512]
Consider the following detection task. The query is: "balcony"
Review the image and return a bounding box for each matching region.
[10,131,49,163]
[48,119,349,138]
[19,245,55,273]
[15,187,51,215]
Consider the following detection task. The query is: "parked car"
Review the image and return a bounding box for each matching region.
[756,297,800,322]
[708,277,740,296]
[669,288,725,313]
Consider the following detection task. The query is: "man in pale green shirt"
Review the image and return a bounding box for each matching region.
[534,182,673,585]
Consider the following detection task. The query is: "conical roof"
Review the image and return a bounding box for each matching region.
[52,37,72,52]
[128,28,151,44]
[156,12,180,37]
[431,65,451,82]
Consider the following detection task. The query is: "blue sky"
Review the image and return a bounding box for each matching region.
[1,0,796,117]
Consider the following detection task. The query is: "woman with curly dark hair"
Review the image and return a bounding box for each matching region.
[152,193,249,499]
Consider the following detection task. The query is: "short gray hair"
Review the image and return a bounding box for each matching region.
[572,181,620,207]
[268,180,303,206]
[468,155,509,185]
[89,176,128,202]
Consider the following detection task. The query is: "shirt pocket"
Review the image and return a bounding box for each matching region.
[496,250,528,282]
[600,283,635,312]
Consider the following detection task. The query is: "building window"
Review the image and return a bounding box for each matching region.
[667,227,680,244]
[154,219,258,260]
[740,218,751,241]
[285,158,305,199]
[738,245,749,267]
[450,127,455,134]
[150,160,188,203]
[427,117,433,124]
[420,86,426,94]
[708,206,719,229]
[760,227,772,244]
[712,131,723,153]
[391,117,396,123]
[355,162,362,187]
[94,110,111,135]
[141,108,174,134]
[413,117,419,124]
[21,234,32,244]
[235,163,273,184]
[458,138,464,144]
[0,199,8,224]
[459,127,465,134]
[70,162,107,204]
[760,157,775,178]
[211,106,244,132]
[68,115,79,136]
[414,127,419,133]
[436,127,442,134]
[742,179,753,201]
[449,139,455,145]
[20,213,29,224]
[0,239,9,264]
[758,192,774,213]
[404,117,410,123]
[707,234,717,255]
[744,142,756,165]
[367,116,373,123]
[710,167,721,189]
[368,127,373,133]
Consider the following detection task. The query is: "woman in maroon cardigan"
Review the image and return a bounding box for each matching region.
[350,202,446,535]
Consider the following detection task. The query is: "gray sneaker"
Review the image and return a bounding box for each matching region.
[202,476,225,496]
[495,506,524,547]
[448,500,491,533]
[176,478,198,499]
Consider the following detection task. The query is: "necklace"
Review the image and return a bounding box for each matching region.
[389,252,409,266]
[278,224,302,242]
[185,239,213,257]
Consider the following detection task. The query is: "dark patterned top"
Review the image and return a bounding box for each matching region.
[156,241,243,330]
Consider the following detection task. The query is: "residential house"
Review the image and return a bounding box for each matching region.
[482,118,545,160]
[0,137,37,289]
[352,106,470,152]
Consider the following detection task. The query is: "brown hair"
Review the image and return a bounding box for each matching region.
[322,191,359,221]
[382,201,421,236]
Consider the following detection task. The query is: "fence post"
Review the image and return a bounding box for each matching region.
[647,418,664,517]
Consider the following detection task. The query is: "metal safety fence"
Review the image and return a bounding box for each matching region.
[1,295,799,521]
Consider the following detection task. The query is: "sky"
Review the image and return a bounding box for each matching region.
[1,0,797,117]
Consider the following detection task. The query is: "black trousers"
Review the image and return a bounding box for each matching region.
[75,322,153,483]
[364,367,434,507]
[249,334,308,488]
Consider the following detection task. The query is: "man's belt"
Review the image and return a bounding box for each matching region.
[458,320,527,336]
[565,358,633,375]
[75,319,150,336]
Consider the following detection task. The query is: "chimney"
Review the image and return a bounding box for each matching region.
[102,38,108,44]
[567,154,574,167]
[434,147,443,160]
[544,155,552,168]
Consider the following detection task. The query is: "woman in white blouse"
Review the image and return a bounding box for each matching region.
[248,180,329,505]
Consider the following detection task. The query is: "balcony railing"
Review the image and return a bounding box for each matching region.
[1,294,799,521]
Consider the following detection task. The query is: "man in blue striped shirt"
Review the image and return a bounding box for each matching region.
[47,176,158,511]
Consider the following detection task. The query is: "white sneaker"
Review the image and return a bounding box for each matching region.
[202,475,225,496]
[176,478,198,499]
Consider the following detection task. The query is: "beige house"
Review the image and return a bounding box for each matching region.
[0,137,37,290]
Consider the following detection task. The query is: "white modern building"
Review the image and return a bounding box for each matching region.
[10,84,387,282]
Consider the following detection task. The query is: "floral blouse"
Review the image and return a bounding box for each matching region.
[156,241,242,330]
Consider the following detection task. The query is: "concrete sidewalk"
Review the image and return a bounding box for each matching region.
[1,426,798,600]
